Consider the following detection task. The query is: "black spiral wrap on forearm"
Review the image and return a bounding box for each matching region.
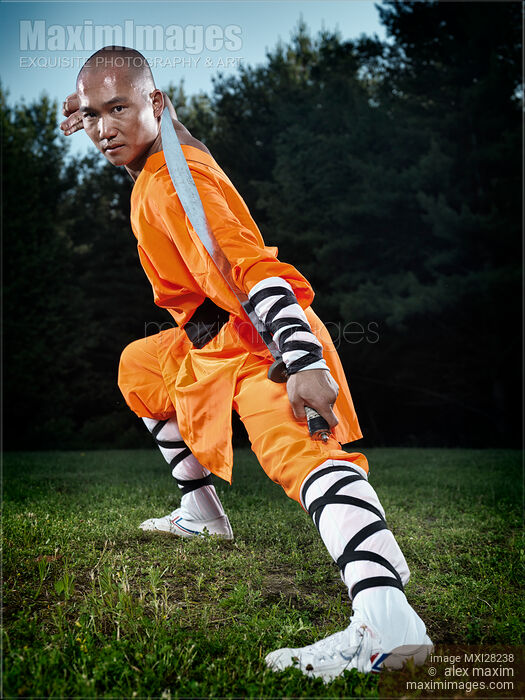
[249,284,324,375]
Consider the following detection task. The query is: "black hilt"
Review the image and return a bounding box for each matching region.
[303,406,331,442]
[267,359,288,383]
[267,359,331,442]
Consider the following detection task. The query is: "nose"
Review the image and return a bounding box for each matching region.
[98,115,118,142]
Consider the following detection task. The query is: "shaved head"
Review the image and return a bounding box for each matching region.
[77,46,155,94]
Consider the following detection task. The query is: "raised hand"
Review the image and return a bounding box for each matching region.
[60,93,84,136]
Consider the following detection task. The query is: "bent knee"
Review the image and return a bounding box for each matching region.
[254,426,369,507]
[117,336,173,419]
[118,337,157,389]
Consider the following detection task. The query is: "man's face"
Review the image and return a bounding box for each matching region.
[77,68,159,166]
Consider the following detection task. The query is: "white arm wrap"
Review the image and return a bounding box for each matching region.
[248,277,329,375]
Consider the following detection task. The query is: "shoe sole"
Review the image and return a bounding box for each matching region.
[139,520,234,541]
[371,635,434,673]
[312,640,434,682]
[141,529,234,540]
[266,635,434,680]
[139,528,234,541]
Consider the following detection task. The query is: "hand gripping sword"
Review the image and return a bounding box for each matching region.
[160,107,330,442]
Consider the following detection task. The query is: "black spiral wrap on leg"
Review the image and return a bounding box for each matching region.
[151,419,212,494]
[301,465,405,599]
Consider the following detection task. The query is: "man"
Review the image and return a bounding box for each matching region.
[61,46,432,680]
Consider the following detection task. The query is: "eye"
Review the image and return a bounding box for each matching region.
[113,105,125,113]
[83,113,96,120]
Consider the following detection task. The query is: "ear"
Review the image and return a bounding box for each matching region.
[150,89,164,119]
[161,91,178,121]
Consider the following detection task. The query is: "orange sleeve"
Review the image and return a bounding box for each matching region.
[155,165,315,310]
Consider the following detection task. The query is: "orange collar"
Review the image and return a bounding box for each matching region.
[143,145,219,174]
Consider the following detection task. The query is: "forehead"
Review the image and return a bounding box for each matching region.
[77,68,142,105]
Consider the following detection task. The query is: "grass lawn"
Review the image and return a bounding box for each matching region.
[2,447,523,698]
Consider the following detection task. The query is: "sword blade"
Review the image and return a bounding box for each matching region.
[160,107,278,359]
[160,107,330,439]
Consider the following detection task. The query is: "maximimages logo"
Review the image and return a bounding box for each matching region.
[19,20,243,53]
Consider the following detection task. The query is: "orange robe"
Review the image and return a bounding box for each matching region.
[120,146,366,501]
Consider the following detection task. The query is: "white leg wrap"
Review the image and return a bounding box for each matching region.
[143,417,226,522]
[300,459,410,603]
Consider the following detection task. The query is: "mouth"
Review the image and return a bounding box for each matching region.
[104,144,125,153]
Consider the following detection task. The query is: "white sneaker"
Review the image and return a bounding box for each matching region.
[139,508,234,540]
[265,611,433,681]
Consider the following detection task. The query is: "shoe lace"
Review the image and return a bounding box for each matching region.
[300,620,365,665]
[325,619,376,667]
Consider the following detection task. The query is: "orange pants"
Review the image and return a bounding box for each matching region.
[118,327,368,504]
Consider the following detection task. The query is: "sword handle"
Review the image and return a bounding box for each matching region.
[267,358,288,383]
[267,360,331,442]
[304,406,331,443]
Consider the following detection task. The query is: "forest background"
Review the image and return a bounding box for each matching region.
[2,1,522,450]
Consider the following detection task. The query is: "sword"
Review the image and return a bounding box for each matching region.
[160,107,330,442]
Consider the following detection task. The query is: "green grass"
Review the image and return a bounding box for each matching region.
[2,448,523,698]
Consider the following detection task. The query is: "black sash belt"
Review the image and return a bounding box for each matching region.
[183,298,230,349]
